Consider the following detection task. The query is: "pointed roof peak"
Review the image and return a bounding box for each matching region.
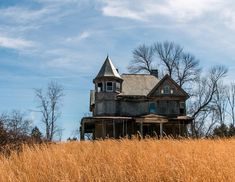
[94,56,122,80]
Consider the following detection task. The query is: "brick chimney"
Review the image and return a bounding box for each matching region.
[150,69,158,78]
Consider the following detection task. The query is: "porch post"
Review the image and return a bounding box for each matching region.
[140,121,143,138]
[102,120,105,139]
[178,121,181,136]
[80,121,85,141]
[122,120,125,137]
[113,120,115,138]
[160,123,163,138]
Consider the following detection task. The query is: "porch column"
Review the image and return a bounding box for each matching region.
[160,123,163,139]
[113,120,115,138]
[122,120,125,137]
[140,122,143,138]
[80,121,85,141]
[102,120,105,139]
[178,121,181,136]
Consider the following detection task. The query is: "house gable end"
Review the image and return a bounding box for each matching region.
[147,75,189,99]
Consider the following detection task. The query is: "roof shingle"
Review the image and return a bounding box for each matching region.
[120,74,159,96]
[95,56,121,79]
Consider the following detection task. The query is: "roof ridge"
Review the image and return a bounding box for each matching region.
[121,73,154,76]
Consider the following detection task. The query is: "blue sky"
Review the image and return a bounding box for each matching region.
[1,0,235,140]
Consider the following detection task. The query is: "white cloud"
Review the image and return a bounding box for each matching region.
[101,1,144,21]
[0,6,54,24]
[66,32,90,43]
[0,36,35,50]
[101,0,223,22]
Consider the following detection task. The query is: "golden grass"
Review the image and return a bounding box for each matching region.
[0,139,234,182]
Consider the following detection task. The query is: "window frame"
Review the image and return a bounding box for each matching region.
[106,81,113,92]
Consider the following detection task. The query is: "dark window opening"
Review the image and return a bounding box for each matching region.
[180,102,185,109]
[106,82,113,92]
[97,82,103,92]
[180,102,185,115]
[180,108,185,115]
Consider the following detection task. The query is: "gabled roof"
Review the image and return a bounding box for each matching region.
[94,56,121,80]
[119,74,159,96]
[147,74,189,98]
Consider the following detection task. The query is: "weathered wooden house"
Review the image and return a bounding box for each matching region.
[80,56,193,140]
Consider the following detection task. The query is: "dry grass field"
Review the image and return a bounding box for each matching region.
[0,138,234,182]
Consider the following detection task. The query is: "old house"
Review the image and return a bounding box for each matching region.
[80,56,193,140]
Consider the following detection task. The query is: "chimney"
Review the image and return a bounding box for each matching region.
[150,69,158,78]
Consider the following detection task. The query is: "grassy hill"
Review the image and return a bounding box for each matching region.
[0,139,234,182]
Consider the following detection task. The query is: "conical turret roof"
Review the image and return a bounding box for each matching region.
[94,56,122,80]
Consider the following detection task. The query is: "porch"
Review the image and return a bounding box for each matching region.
[80,115,192,140]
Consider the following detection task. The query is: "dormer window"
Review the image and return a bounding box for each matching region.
[106,82,113,92]
[97,82,103,92]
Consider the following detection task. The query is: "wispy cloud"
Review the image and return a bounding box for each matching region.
[101,1,144,21]
[0,6,55,24]
[101,0,223,22]
[0,36,35,50]
[66,32,90,43]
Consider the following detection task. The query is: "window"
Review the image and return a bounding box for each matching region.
[97,82,103,92]
[106,82,113,92]
[149,103,156,114]
[180,102,185,115]
[180,102,185,109]
[163,85,170,94]
[116,82,121,92]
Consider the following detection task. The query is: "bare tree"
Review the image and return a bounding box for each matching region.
[128,44,154,73]
[226,83,235,126]
[188,66,228,137]
[128,41,201,88]
[212,82,228,125]
[35,81,64,141]
[6,111,32,140]
[0,111,32,141]
[176,53,201,88]
[154,41,183,78]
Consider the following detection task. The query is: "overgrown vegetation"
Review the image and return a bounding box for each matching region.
[0,111,43,156]
[0,139,234,182]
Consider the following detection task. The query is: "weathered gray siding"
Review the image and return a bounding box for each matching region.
[119,101,149,116]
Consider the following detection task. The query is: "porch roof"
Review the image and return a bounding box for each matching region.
[135,114,168,124]
[169,115,193,124]
[81,116,133,124]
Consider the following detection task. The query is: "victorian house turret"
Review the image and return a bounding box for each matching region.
[80,56,193,140]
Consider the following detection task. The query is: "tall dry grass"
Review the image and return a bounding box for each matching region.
[0,139,234,182]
